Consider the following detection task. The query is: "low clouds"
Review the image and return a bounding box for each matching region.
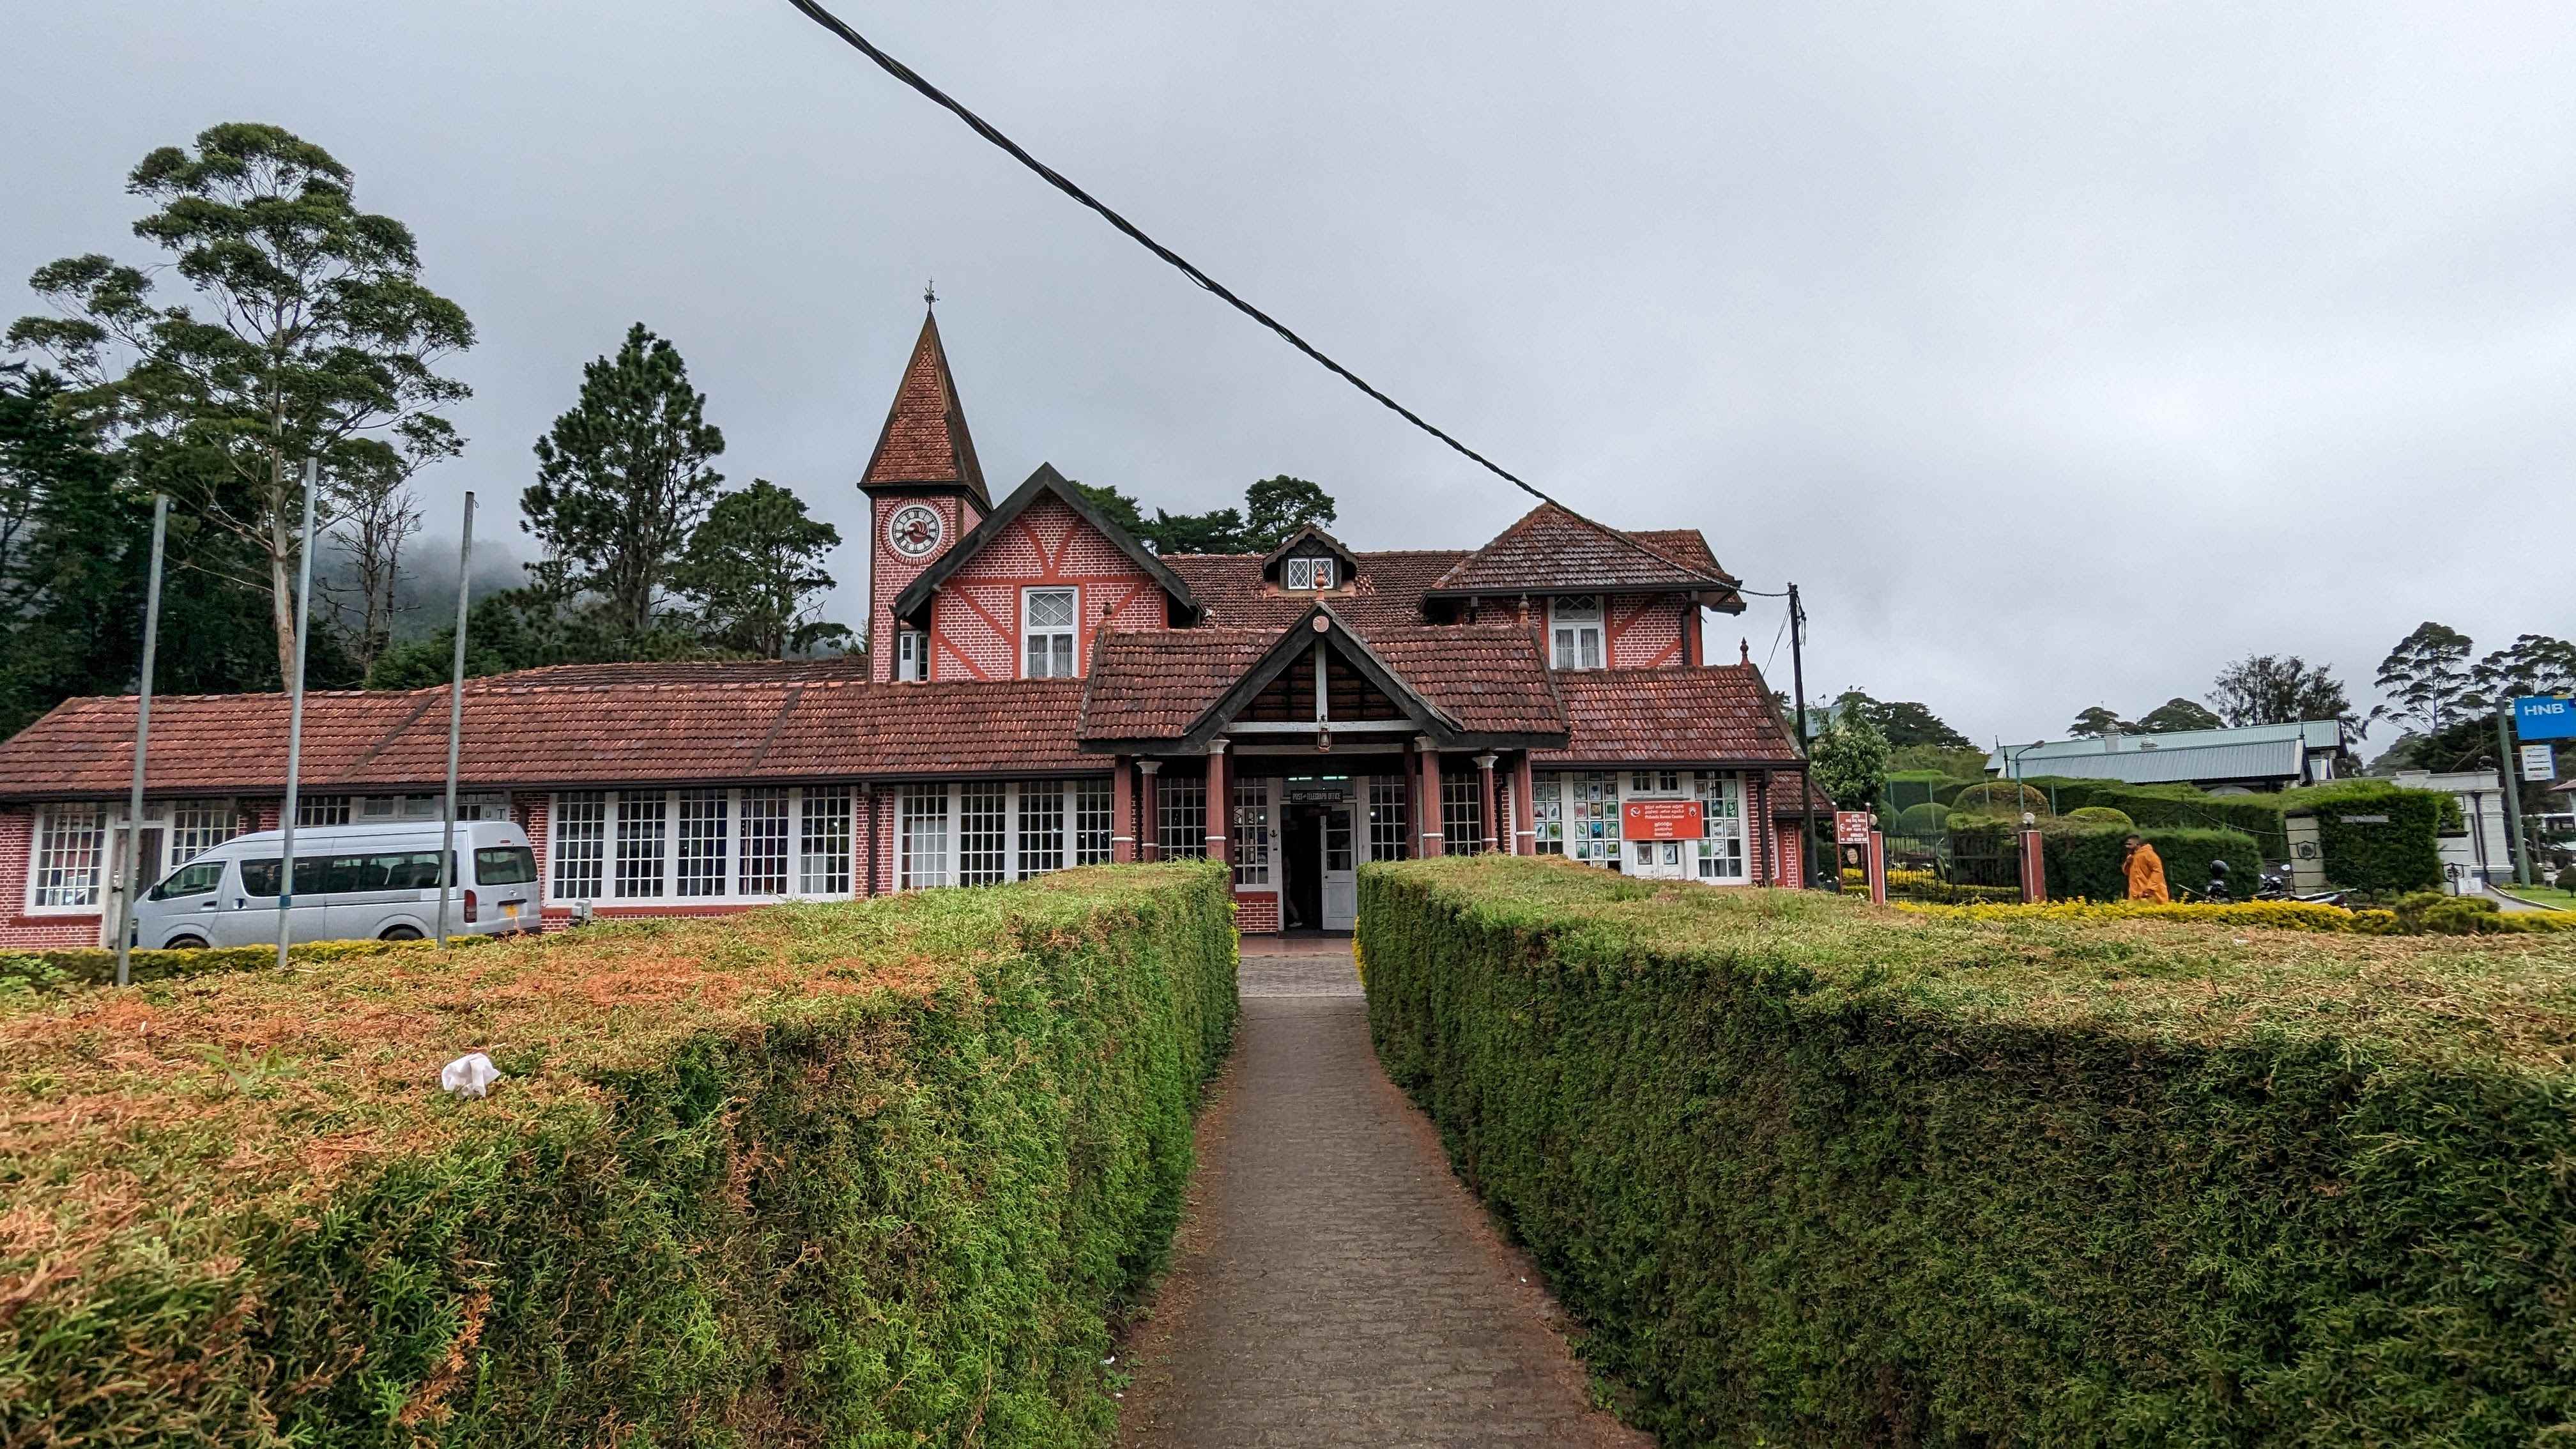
[10,1,2570,740]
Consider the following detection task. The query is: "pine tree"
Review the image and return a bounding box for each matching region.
[673,480,849,659]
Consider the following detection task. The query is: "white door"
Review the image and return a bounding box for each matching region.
[1321,802,1358,930]
[1628,839,1690,880]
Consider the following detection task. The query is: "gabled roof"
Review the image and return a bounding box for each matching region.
[1428,503,1744,610]
[1257,525,1361,584]
[1077,604,1567,751]
[1536,664,1804,765]
[859,307,990,507]
[891,463,1202,626]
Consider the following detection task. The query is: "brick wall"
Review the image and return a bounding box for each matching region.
[0,805,107,949]
[1607,594,1690,670]
[930,496,1162,681]
[1233,889,1281,933]
[868,493,978,682]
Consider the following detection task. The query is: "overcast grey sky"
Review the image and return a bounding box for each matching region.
[10,1,2572,746]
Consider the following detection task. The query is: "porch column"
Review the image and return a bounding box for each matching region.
[1205,740,1230,867]
[1417,736,1445,857]
[1475,753,1500,854]
[1512,753,1537,855]
[1138,760,1162,862]
[1111,757,1136,864]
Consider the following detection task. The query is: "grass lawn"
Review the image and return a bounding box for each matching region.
[2499,882,2576,909]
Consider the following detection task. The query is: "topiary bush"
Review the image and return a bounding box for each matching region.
[1360,855,2576,1446]
[1,863,1238,1446]
[1892,801,1952,835]
[2065,806,2135,830]
[1951,780,2051,818]
[2044,824,2260,902]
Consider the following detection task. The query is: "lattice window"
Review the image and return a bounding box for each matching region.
[30,804,105,908]
[1696,772,1747,881]
[552,792,606,900]
[1283,555,1335,590]
[1441,774,1485,856]
[166,799,238,866]
[1563,772,1620,868]
[1233,779,1273,887]
[1367,777,1409,862]
[958,783,1009,885]
[1159,776,1207,860]
[615,790,668,898]
[1550,596,1604,671]
[1023,587,1078,678]
[900,783,949,889]
[732,788,786,896]
[1018,783,1066,877]
[1533,772,1565,854]
[799,786,852,896]
[297,795,352,827]
[1074,779,1115,866]
[675,790,729,897]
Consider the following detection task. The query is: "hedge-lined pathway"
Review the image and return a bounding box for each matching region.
[1114,937,1649,1448]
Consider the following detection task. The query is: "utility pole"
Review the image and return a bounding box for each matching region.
[277,459,318,972]
[1788,583,1816,889]
[2496,703,2532,887]
[437,492,475,949]
[113,494,170,988]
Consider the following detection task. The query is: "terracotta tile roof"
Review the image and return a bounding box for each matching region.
[1162,550,1468,632]
[1537,664,1801,765]
[859,309,990,506]
[0,674,1092,798]
[1429,503,1740,599]
[1078,613,1566,745]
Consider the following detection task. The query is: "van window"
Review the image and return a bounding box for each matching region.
[238,857,332,899]
[475,846,537,885]
[148,859,224,901]
[325,850,450,893]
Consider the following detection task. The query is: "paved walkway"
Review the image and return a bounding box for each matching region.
[1116,937,1649,1449]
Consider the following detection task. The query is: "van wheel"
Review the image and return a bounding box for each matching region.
[380,925,424,942]
[163,935,208,951]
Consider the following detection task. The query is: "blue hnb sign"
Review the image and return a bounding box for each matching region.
[2515,694,2576,741]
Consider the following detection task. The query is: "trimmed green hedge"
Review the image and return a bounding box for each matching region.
[1947,818,2261,900]
[1360,856,2576,1446]
[1,864,1237,1446]
[2024,777,2453,890]
[0,934,493,995]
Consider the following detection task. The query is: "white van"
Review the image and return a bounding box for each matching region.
[130,820,542,949]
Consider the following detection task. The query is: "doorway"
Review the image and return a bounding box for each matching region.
[1283,803,1324,930]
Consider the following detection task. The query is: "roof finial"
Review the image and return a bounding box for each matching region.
[1740,638,1751,665]
[924,277,938,308]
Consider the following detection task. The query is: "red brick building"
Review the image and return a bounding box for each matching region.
[0,310,1815,946]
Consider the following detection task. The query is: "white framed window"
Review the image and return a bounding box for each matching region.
[165,799,242,867]
[1441,775,1485,856]
[676,790,730,898]
[615,791,668,899]
[1074,779,1116,866]
[900,783,951,889]
[739,788,790,896]
[959,783,1009,885]
[29,804,107,910]
[1697,772,1747,882]
[1367,776,1409,862]
[1630,770,1682,795]
[1233,778,1275,887]
[553,792,608,900]
[297,795,353,827]
[1550,596,1604,671]
[896,629,929,682]
[1021,784,1067,877]
[355,792,508,823]
[1283,555,1335,590]
[799,787,852,894]
[1544,772,1619,867]
[1023,587,1078,678]
[1159,775,1208,860]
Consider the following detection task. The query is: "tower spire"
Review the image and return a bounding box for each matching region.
[858,305,990,508]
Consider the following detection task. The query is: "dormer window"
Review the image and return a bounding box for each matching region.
[1551,595,1604,670]
[1023,587,1078,678]
[1284,555,1337,590]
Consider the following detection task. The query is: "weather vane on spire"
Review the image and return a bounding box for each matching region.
[924,277,938,307]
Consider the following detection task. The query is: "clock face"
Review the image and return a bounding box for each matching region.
[887,503,944,559]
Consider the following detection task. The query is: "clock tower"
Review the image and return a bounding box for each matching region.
[858,303,992,681]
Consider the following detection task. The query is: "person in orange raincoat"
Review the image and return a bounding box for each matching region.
[2124,835,2170,903]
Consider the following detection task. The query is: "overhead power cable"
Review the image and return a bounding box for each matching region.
[777,0,1560,509]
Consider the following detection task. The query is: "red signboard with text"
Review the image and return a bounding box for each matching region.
[1623,799,1704,840]
[1835,810,1873,846]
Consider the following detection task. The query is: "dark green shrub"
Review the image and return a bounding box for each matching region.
[2043,824,2260,902]
[1882,770,1953,815]
[1360,855,2576,1447]
[2065,805,2134,829]
[1,864,1237,1446]
[1951,780,2050,818]
[2557,866,2576,893]
[2025,778,2449,889]
[1891,801,1952,835]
